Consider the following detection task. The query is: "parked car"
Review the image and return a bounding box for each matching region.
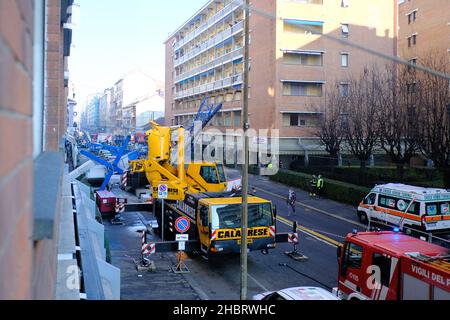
[253,287,339,301]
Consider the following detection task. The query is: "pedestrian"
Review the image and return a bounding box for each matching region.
[287,189,297,216]
[251,186,257,195]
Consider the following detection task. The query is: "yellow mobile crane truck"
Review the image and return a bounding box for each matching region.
[130,122,289,256]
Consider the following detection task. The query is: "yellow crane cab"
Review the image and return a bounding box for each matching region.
[162,191,277,256]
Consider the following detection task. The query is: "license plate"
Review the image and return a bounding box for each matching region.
[237,239,253,245]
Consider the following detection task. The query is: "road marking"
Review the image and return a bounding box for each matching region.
[255,186,365,228]
[248,273,270,292]
[277,215,340,248]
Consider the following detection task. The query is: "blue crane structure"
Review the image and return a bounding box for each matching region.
[80,135,133,191]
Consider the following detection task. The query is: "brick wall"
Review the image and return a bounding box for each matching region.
[0,0,69,300]
[45,0,66,151]
[0,0,35,299]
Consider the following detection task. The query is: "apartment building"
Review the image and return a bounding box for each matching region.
[398,0,450,64]
[165,0,397,163]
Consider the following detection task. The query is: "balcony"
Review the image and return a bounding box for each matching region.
[174,73,243,100]
[174,19,244,68]
[174,46,243,83]
[173,0,243,52]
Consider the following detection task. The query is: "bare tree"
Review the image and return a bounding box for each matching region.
[317,83,345,159]
[342,68,381,177]
[377,64,420,180]
[416,54,450,187]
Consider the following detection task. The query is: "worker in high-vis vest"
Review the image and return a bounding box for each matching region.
[310,175,318,197]
[316,175,324,197]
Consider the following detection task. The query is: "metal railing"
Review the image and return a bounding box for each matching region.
[174,20,244,68]
[174,73,243,100]
[173,0,243,51]
[174,46,243,83]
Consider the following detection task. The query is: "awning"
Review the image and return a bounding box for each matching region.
[281,49,324,55]
[280,111,324,114]
[233,57,243,64]
[281,80,326,84]
[283,19,324,27]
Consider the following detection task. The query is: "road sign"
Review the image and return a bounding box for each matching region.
[176,234,189,242]
[158,184,168,199]
[175,217,190,233]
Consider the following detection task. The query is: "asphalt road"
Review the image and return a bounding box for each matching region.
[104,167,369,300]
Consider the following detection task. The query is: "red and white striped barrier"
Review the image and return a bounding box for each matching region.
[269,226,276,237]
[288,232,299,244]
[115,198,125,214]
[211,230,217,241]
[121,171,128,187]
[142,242,156,256]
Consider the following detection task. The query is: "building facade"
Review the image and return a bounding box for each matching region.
[398,0,450,63]
[165,0,397,162]
[0,0,75,299]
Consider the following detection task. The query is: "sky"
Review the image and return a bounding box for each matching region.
[69,0,206,110]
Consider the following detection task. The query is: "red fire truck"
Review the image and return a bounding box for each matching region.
[334,231,450,300]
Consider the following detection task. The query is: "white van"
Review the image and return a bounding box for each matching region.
[358,184,450,233]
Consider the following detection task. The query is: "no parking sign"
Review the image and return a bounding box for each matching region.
[175,217,190,234]
[158,184,168,199]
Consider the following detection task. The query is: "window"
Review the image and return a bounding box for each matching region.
[408,58,417,71]
[440,202,450,215]
[408,10,417,24]
[426,202,450,216]
[379,196,409,210]
[341,24,349,37]
[426,204,438,216]
[341,53,349,67]
[363,193,377,205]
[372,253,391,287]
[200,166,219,184]
[224,112,231,126]
[290,114,299,126]
[284,20,324,35]
[407,202,420,215]
[407,82,417,94]
[233,111,241,127]
[199,205,209,226]
[282,82,323,97]
[283,114,308,127]
[340,83,349,97]
[408,34,417,47]
[211,203,273,229]
[283,52,323,66]
[341,242,363,277]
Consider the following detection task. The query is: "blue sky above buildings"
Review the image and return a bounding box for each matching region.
[69,0,206,108]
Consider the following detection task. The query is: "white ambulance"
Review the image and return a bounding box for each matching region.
[358,184,450,233]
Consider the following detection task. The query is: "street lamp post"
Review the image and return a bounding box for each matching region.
[240,0,250,301]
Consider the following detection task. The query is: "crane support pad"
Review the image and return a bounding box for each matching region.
[154,240,200,253]
[275,233,290,243]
